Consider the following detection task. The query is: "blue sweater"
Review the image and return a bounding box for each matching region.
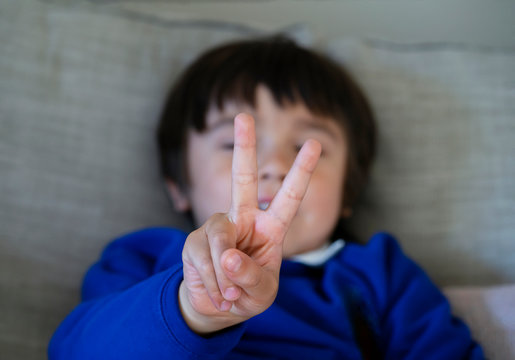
[49,228,483,359]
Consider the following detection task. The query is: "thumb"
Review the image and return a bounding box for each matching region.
[221,249,278,307]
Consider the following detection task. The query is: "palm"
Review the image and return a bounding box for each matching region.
[181,113,321,331]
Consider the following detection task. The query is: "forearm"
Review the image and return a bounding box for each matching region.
[49,266,244,359]
[50,267,180,359]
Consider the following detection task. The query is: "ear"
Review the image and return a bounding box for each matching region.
[341,207,353,219]
[165,179,191,213]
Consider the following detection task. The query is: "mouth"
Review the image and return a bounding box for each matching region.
[258,201,270,210]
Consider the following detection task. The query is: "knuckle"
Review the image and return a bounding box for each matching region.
[243,269,262,289]
[235,136,256,148]
[284,185,302,202]
[231,204,254,218]
[209,212,226,221]
[267,208,289,231]
[205,213,225,228]
[233,171,257,186]
[197,256,213,274]
[181,248,189,263]
[187,227,202,240]
[210,232,229,247]
[300,158,316,174]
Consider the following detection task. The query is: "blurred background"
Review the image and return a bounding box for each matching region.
[113,0,515,46]
[1,1,515,359]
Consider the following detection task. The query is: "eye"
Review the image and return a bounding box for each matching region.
[220,142,234,151]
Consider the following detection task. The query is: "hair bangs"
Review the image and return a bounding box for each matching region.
[204,37,344,122]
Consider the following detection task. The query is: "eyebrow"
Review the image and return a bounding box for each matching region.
[296,119,340,141]
[207,117,235,132]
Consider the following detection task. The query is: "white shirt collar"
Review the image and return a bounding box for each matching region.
[289,239,345,266]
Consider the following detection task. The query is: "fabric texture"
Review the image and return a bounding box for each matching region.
[326,39,515,286]
[443,284,515,360]
[1,1,514,359]
[0,1,308,358]
[48,228,483,359]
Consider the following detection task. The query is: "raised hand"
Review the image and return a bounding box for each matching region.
[179,113,321,334]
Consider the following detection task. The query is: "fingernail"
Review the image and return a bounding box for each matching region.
[224,286,240,301]
[220,300,232,312]
[225,253,241,272]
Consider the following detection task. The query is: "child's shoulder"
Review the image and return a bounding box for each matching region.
[341,231,406,263]
[99,227,188,268]
[107,226,188,251]
[336,231,432,297]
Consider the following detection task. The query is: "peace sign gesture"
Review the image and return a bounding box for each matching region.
[179,113,321,334]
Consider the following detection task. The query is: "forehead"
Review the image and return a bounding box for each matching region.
[205,86,345,136]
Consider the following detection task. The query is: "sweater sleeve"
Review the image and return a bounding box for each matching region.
[48,228,245,359]
[342,233,484,360]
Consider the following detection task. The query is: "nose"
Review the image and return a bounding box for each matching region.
[258,145,294,183]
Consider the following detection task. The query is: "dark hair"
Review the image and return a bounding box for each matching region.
[157,35,376,232]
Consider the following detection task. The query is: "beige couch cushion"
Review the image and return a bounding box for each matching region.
[0,1,308,358]
[1,1,514,359]
[444,284,515,360]
[326,38,515,286]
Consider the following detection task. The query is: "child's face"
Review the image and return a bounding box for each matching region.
[170,85,349,257]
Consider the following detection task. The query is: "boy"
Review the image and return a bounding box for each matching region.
[49,36,483,359]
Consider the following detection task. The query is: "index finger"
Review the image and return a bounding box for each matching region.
[229,113,258,217]
[266,139,321,232]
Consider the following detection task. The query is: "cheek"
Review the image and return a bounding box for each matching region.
[188,158,232,224]
[301,167,344,222]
